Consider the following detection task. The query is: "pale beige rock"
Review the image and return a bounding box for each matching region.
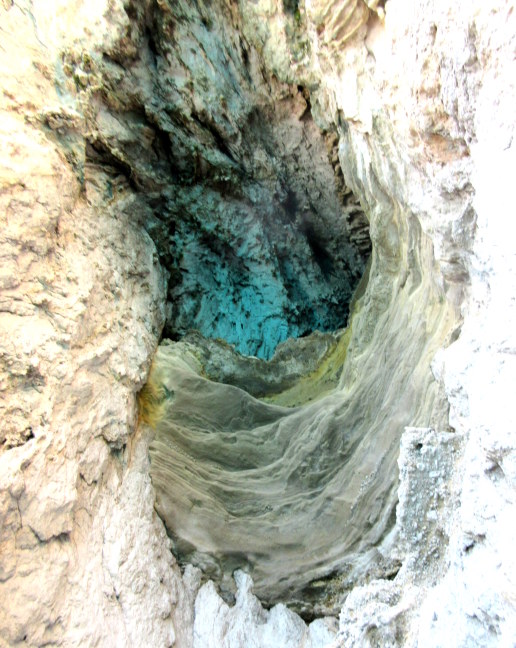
[0,2,178,646]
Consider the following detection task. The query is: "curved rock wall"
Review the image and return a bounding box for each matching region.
[0,0,515,647]
[0,4,190,646]
[146,213,454,617]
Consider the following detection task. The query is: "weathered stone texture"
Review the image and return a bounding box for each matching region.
[0,0,515,646]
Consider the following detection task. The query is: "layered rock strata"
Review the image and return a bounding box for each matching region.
[0,0,515,647]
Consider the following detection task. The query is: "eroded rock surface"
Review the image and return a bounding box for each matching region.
[0,0,515,647]
[146,264,452,616]
[82,0,370,359]
[0,4,187,646]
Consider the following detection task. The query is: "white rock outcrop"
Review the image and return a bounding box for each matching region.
[0,0,515,646]
[193,571,338,648]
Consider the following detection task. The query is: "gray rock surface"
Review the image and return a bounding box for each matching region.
[0,0,515,646]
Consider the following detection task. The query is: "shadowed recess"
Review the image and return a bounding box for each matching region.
[86,0,372,360]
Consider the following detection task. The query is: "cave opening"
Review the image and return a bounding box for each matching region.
[147,88,372,361]
[135,75,378,612]
[2,0,501,641]
[87,0,450,621]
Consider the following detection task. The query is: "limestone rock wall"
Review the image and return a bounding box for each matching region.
[0,0,515,647]
[0,4,189,646]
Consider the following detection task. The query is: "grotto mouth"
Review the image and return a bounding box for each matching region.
[4,0,512,642]
[140,102,375,617]
[131,44,376,616]
[85,0,455,619]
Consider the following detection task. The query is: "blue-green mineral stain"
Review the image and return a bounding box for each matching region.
[162,187,368,360]
[168,239,355,359]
